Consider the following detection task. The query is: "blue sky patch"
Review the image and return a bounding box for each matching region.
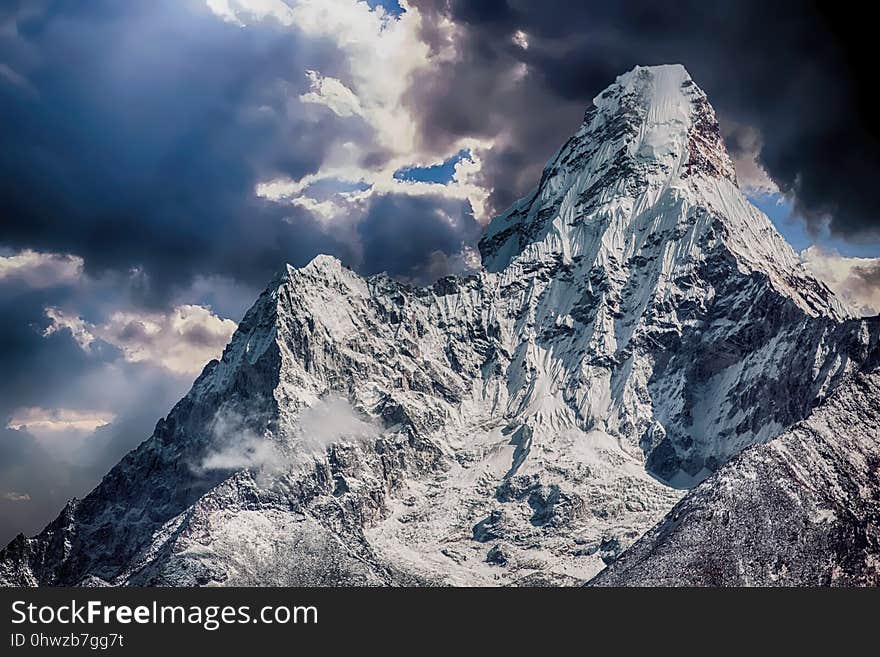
[393,150,471,184]
[365,0,404,17]
[749,192,877,258]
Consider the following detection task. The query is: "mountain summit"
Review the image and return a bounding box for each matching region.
[2,65,878,586]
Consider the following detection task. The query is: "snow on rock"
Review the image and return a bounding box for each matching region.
[1,65,877,587]
[590,346,880,587]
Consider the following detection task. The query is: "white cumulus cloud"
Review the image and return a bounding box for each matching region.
[7,407,116,435]
[801,246,880,316]
[44,304,237,375]
[207,0,494,227]
[300,70,364,118]
[1,492,32,503]
[0,249,83,288]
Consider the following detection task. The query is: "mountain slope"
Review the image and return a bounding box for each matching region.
[590,345,880,587]
[2,64,876,587]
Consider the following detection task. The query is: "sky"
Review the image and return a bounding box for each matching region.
[1,0,879,544]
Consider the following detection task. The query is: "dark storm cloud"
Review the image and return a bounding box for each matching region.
[358,193,481,283]
[0,279,186,441]
[410,0,880,240]
[0,287,102,417]
[0,0,359,304]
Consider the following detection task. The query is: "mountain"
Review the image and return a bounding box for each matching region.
[590,354,880,586]
[2,64,878,587]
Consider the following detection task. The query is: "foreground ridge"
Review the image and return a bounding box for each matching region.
[2,65,877,587]
[590,348,880,586]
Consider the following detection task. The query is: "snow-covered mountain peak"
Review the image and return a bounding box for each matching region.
[594,64,737,183]
[479,63,742,273]
[591,64,700,157]
[597,63,694,108]
[477,63,845,320]
[598,63,694,109]
[294,253,346,275]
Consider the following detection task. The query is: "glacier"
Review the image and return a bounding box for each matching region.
[2,64,878,586]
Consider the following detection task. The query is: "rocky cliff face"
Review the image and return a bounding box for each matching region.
[2,65,877,587]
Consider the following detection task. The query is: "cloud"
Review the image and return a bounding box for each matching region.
[1,492,31,503]
[407,0,880,241]
[198,395,379,476]
[300,69,365,118]
[0,290,102,422]
[0,249,83,288]
[43,304,237,375]
[0,251,242,530]
[42,307,96,350]
[357,193,482,282]
[1,0,497,306]
[0,266,224,544]
[720,119,778,196]
[276,0,432,155]
[297,395,379,450]
[204,0,297,26]
[6,407,115,436]
[5,407,116,465]
[198,410,279,473]
[240,0,494,270]
[800,246,880,317]
[171,274,261,322]
[0,0,357,302]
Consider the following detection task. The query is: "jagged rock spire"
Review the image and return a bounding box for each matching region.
[479,64,737,271]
